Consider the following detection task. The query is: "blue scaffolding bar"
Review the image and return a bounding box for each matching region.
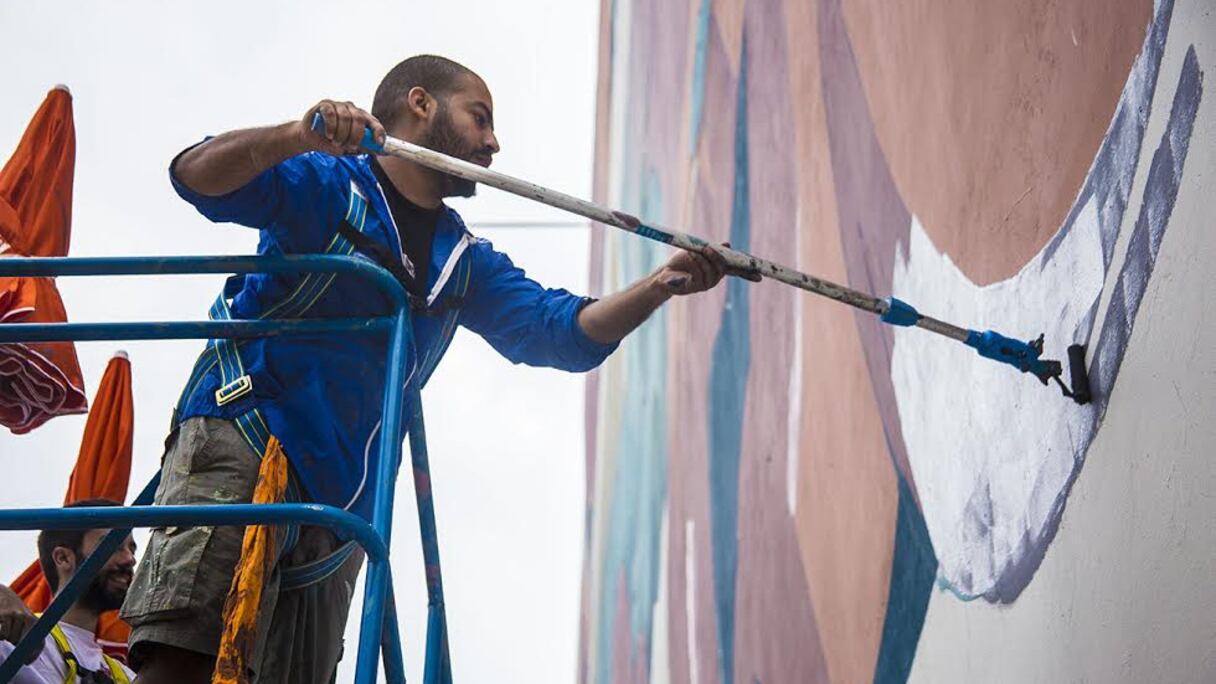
[0,255,453,684]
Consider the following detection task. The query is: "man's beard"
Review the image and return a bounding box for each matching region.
[422,103,479,198]
[75,559,130,613]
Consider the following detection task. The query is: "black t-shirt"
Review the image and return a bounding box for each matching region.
[370,158,440,297]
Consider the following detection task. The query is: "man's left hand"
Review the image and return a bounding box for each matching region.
[652,242,758,296]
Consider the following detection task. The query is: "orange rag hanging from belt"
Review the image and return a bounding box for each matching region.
[212,437,288,684]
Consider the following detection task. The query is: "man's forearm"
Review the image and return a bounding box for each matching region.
[174,122,308,197]
[577,273,671,344]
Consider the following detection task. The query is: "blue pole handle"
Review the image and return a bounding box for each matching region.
[309,111,385,153]
[964,329,1057,379]
[880,297,921,327]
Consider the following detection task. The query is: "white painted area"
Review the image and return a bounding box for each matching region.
[684,519,700,684]
[910,6,1216,675]
[649,506,671,684]
[889,0,1185,599]
[0,2,598,683]
[891,205,1104,598]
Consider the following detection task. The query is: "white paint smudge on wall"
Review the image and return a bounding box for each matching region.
[650,507,671,684]
[684,519,699,684]
[890,209,1104,599]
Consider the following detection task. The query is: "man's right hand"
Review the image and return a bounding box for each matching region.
[0,583,42,662]
[300,100,386,156]
[175,99,387,198]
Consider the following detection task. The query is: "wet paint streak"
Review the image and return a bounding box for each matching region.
[707,38,751,684]
[1091,46,1203,412]
[816,0,918,501]
[871,474,936,684]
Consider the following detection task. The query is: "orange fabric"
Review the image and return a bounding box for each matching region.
[10,353,135,656]
[0,87,74,257]
[0,86,85,433]
[213,437,288,684]
[64,353,133,504]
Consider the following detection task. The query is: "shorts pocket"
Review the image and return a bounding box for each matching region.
[121,524,216,622]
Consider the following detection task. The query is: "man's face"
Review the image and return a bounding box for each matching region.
[421,75,500,198]
[62,529,136,613]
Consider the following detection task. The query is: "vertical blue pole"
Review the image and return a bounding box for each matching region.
[380,573,406,684]
[408,405,451,684]
[353,309,412,684]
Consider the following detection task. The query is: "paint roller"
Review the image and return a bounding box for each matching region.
[312,113,1093,404]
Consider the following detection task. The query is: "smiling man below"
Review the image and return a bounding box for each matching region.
[0,498,137,684]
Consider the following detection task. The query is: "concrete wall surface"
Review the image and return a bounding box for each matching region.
[580,0,1215,682]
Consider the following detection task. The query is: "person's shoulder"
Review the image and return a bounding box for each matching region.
[280,150,354,183]
[0,633,63,683]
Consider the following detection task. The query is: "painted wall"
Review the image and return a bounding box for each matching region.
[580,0,1216,682]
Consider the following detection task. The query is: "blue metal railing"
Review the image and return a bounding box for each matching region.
[0,255,452,684]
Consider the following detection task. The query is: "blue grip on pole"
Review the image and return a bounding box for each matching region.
[309,111,385,153]
[965,329,1053,376]
[880,297,921,327]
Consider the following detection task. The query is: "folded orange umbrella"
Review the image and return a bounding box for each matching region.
[10,351,135,659]
[0,85,86,433]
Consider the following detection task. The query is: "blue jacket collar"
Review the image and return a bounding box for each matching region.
[346,155,472,305]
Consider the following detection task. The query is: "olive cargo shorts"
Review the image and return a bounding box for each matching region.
[120,417,364,683]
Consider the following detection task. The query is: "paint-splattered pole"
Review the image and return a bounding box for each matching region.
[313,114,1089,403]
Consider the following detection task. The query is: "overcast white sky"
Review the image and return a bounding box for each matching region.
[0,2,600,681]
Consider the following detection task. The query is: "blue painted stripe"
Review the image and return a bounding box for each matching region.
[593,162,671,684]
[707,39,750,684]
[872,474,936,684]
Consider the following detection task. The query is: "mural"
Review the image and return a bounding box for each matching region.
[580,0,1210,682]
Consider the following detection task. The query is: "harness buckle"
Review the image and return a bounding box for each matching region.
[215,374,253,406]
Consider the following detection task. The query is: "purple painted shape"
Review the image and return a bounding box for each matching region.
[816,0,918,501]
[1091,46,1203,421]
[634,0,694,186]
[730,0,830,682]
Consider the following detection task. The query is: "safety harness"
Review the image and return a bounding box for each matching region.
[172,180,471,589]
[47,624,130,684]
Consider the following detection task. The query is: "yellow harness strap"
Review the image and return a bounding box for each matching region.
[212,436,288,684]
[47,623,131,684]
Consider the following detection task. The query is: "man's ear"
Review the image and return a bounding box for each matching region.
[406,86,433,120]
[52,546,77,579]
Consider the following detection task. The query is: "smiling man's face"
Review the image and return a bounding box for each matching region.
[69,528,137,612]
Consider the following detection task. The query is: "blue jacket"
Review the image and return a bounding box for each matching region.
[172,148,617,519]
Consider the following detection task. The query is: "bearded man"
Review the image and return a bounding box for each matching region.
[119,54,729,684]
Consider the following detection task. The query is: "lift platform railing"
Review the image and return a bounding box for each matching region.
[0,255,452,684]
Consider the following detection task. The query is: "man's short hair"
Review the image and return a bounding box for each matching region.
[37,498,121,593]
[372,55,479,130]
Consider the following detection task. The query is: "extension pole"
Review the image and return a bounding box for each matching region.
[311,114,1078,391]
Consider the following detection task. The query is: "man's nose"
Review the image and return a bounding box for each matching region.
[485,130,500,155]
[116,544,136,567]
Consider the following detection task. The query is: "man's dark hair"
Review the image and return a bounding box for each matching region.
[372,55,479,130]
[37,498,121,592]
